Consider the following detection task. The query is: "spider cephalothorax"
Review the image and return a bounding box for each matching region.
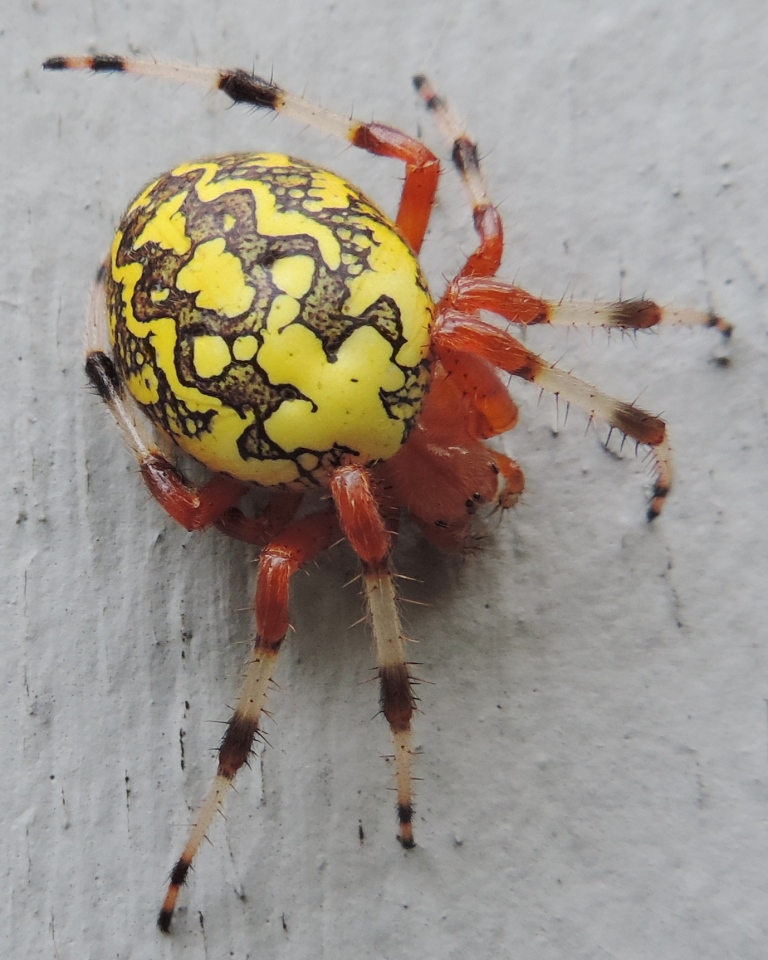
[44,53,730,931]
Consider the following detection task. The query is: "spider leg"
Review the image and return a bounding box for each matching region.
[433,349,526,507]
[435,311,673,519]
[413,75,502,279]
[437,349,519,438]
[444,276,733,336]
[85,265,247,528]
[158,508,340,932]
[414,76,732,340]
[330,466,417,847]
[214,489,305,546]
[43,55,440,254]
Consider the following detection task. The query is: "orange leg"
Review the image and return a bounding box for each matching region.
[214,489,305,546]
[434,311,673,518]
[443,275,733,336]
[437,348,519,439]
[414,75,503,279]
[330,466,417,847]
[413,74,732,340]
[351,123,440,253]
[44,55,440,255]
[84,272,248,530]
[137,453,246,530]
[435,350,525,511]
[158,509,340,931]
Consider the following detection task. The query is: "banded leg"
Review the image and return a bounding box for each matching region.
[414,74,732,338]
[330,466,417,846]
[444,276,733,336]
[413,74,503,280]
[85,266,247,528]
[158,509,340,932]
[43,55,440,253]
[435,311,674,519]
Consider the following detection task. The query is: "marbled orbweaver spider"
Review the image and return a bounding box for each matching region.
[44,53,731,932]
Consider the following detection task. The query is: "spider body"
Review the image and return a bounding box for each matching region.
[44,53,729,932]
[109,153,434,485]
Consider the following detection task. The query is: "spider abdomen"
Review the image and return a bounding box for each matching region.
[107,152,435,485]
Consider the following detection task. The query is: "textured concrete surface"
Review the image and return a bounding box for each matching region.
[4,2,767,957]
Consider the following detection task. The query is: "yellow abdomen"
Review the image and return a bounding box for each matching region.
[107,153,434,485]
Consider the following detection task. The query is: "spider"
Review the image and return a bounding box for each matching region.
[44,53,730,931]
